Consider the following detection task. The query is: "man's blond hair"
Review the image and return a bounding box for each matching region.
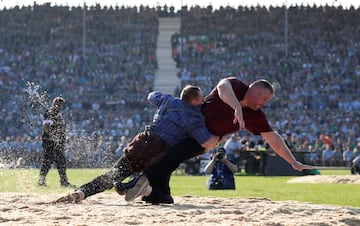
[180,85,201,104]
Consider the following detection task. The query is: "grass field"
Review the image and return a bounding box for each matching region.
[0,168,359,208]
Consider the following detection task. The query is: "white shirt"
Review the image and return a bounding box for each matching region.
[224,138,242,158]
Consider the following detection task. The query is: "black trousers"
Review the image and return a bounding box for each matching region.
[39,140,68,183]
[144,138,205,196]
[79,129,169,198]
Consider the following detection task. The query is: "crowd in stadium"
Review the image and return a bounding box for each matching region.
[0,3,359,170]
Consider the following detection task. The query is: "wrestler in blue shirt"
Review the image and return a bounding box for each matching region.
[149,90,213,146]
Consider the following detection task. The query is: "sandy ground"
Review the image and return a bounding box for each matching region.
[287,174,360,184]
[1,175,360,226]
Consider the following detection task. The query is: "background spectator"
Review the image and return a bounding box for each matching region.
[205,148,237,190]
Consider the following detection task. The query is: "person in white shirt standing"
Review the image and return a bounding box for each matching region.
[223,133,242,170]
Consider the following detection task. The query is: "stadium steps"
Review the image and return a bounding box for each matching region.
[154,17,181,95]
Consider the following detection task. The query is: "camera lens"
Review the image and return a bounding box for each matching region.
[216,153,224,160]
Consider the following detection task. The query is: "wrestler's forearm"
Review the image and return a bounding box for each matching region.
[202,135,220,152]
[262,131,297,166]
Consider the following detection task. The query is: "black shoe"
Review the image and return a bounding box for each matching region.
[124,176,152,202]
[114,175,152,202]
[114,175,142,195]
[38,179,47,187]
[141,193,174,204]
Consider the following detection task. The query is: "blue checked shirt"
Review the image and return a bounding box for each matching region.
[148,91,212,146]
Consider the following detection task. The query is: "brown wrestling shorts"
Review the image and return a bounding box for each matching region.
[123,129,169,172]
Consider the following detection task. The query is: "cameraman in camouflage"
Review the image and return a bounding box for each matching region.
[204,147,238,190]
[38,97,74,187]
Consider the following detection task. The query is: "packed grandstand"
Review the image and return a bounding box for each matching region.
[0,3,359,169]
